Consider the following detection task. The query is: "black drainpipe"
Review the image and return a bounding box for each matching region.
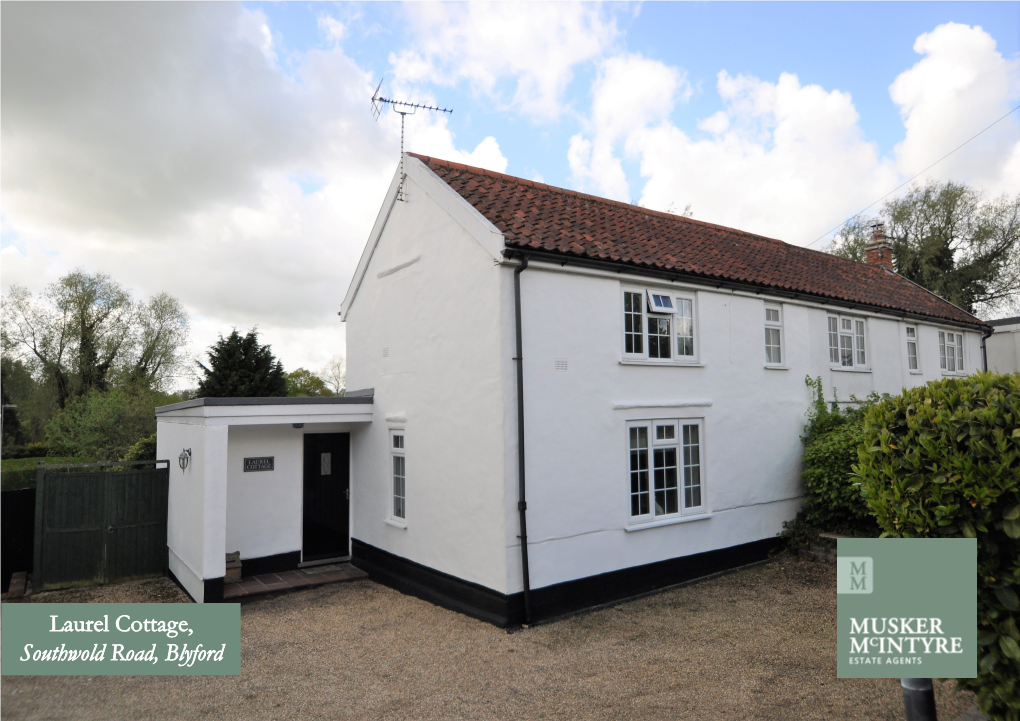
[981,325,994,372]
[513,255,533,625]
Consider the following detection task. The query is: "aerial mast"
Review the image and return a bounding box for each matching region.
[371,80,453,201]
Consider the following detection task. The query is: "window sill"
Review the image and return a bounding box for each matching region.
[764,364,788,371]
[620,359,704,368]
[625,513,713,532]
[909,370,923,375]
[383,518,407,530]
[829,367,872,373]
[941,372,968,378]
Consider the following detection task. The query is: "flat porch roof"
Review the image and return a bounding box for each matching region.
[155,389,374,426]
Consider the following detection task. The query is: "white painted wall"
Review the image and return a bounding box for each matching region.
[345,169,510,594]
[225,423,360,563]
[157,419,227,602]
[502,261,986,592]
[987,323,1020,374]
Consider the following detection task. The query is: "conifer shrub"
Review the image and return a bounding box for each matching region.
[855,372,1020,721]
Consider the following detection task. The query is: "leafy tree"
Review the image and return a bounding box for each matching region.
[887,181,1020,314]
[0,356,59,444]
[827,215,876,263]
[1,270,191,406]
[827,181,1020,315]
[196,329,287,398]
[45,387,167,461]
[286,368,334,397]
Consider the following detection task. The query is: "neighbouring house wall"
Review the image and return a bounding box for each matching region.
[345,172,510,594]
[987,324,1020,374]
[506,263,985,592]
[157,418,227,602]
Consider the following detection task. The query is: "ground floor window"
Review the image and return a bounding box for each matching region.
[629,419,705,521]
[391,431,405,520]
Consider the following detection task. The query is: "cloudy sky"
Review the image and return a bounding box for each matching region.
[2,2,1018,385]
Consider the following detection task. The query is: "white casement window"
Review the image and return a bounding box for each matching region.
[939,331,965,374]
[828,315,868,369]
[906,326,919,372]
[629,419,705,521]
[765,305,783,365]
[623,291,644,355]
[622,288,698,363]
[391,431,405,520]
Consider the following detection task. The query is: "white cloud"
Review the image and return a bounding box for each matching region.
[890,22,1020,195]
[570,22,1018,245]
[318,15,347,44]
[391,3,619,120]
[0,3,503,380]
[568,53,691,201]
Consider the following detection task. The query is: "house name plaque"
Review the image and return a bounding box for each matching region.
[243,457,274,472]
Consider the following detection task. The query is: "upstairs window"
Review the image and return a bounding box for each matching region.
[622,288,698,363]
[624,292,644,354]
[906,326,919,371]
[676,298,695,357]
[939,331,965,374]
[764,305,783,365]
[828,315,868,369]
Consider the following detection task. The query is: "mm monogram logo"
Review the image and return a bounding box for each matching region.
[837,556,874,594]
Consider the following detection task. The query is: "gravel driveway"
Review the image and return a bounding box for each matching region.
[2,555,976,720]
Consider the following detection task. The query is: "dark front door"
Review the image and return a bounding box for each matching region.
[302,433,350,562]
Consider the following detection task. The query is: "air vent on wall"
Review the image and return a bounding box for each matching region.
[383,347,389,358]
[554,359,568,372]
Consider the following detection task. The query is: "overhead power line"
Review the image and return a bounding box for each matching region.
[807,103,1020,249]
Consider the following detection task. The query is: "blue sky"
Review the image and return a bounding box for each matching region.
[2,2,1018,376]
[249,1,1019,197]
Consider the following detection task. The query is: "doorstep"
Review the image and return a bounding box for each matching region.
[223,563,368,599]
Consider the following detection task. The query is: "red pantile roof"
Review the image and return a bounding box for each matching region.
[410,153,985,329]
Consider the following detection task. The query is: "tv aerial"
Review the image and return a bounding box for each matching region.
[371,80,452,201]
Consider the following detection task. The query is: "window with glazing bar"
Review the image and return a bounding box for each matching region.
[939,331,965,373]
[629,419,704,521]
[622,288,697,362]
[391,432,405,520]
[765,305,782,365]
[906,326,918,371]
[828,315,867,369]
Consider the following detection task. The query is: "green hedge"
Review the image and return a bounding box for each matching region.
[856,372,1020,721]
[784,378,880,541]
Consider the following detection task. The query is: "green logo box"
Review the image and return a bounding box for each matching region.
[1,603,240,675]
[837,538,976,679]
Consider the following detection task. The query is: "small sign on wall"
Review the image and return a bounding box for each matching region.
[243,457,274,472]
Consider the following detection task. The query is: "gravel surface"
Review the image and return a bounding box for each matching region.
[2,555,977,720]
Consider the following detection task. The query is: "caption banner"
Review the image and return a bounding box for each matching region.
[1,603,240,675]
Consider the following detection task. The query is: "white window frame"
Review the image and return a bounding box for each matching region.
[764,304,784,367]
[939,330,966,375]
[905,325,920,373]
[627,418,706,525]
[621,286,700,365]
[828,314,869,370]
[388,430,406,526]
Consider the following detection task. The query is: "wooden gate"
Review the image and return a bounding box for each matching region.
[33,461,170,591]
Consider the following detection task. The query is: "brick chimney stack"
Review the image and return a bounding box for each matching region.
[865,224,894,271]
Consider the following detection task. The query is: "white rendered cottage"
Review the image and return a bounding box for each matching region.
[160,152,989,623]
[340,154,988,626]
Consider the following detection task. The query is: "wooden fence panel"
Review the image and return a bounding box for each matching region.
[33,463,169,591]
